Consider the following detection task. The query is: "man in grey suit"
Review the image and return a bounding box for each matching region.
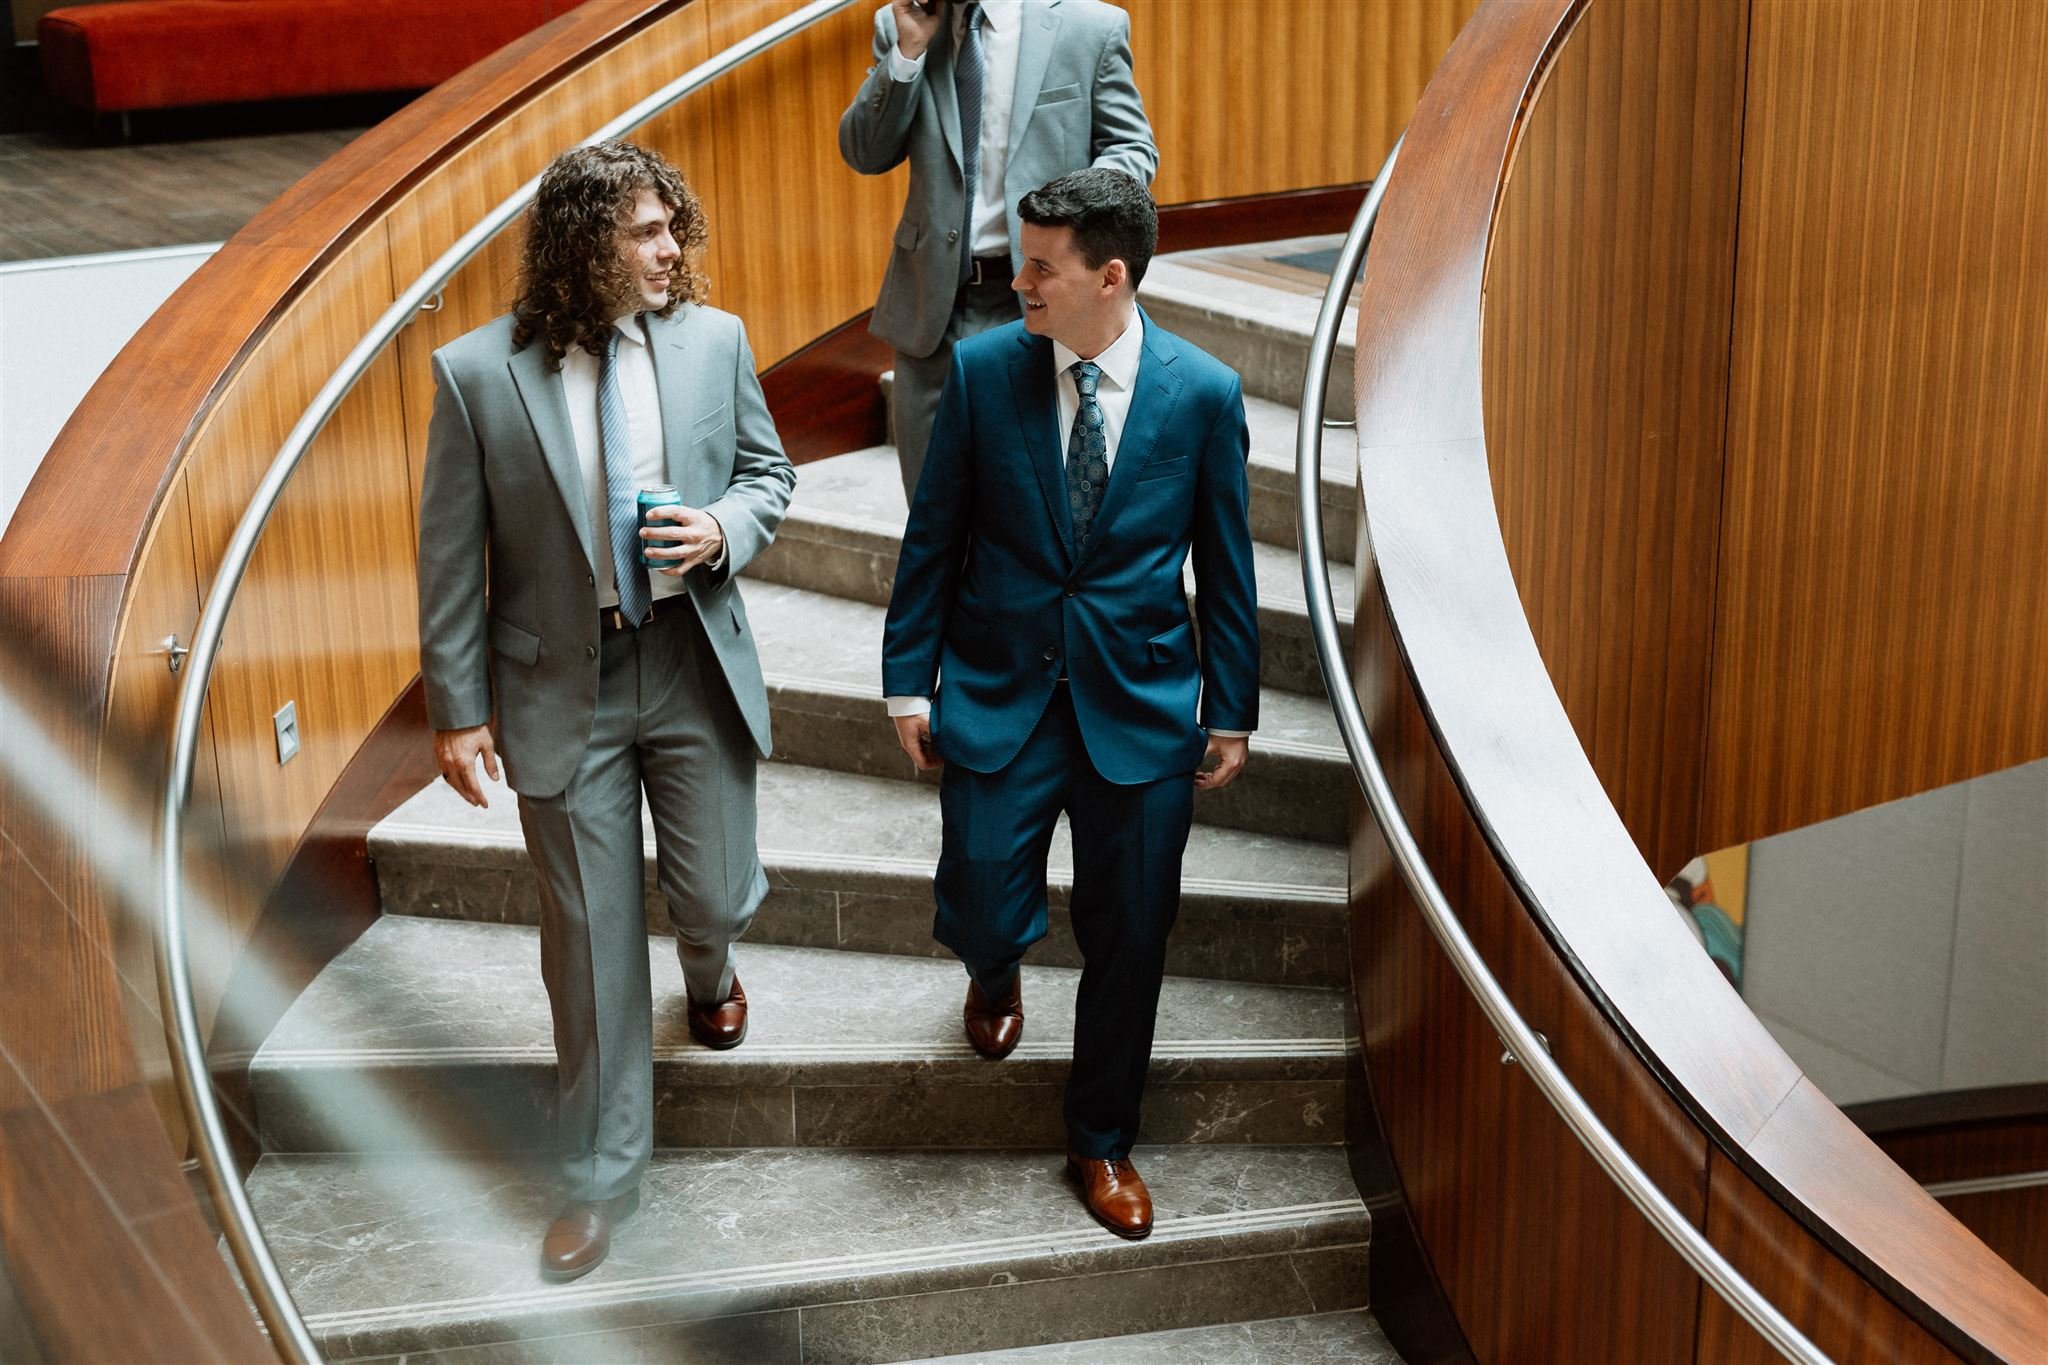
[839,0,1157,502]
[417,141,794,1282]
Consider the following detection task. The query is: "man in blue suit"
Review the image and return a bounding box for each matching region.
[882,168,1258,1239]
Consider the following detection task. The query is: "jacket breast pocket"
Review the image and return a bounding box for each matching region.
[489,615,542,666]
[691,404,729,448]
[1135,456,1189,483]
[1036,82,1081,107]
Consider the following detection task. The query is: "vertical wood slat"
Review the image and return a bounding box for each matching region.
[1481,0,1750,881]
[1706,0,2048,852]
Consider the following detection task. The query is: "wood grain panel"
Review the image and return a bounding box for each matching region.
[1707,0,2048,851]
[1698,1145,1955,1365]
[1127,0,1479,206]
[1877,1113,2048,1295]
[177,230,419,1032]
[1481,0,1748,881]
[1356,0,2048,1357]
[700,0,901,368]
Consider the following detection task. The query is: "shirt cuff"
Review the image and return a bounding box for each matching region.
[704,511,727,572]
[887,44,926,81]
[1206,729,1252,739]
[885,695,932,718]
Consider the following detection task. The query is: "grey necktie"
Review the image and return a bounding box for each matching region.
[1066,361,1107,548]
[955,2,985,287]
[599,327,651,627]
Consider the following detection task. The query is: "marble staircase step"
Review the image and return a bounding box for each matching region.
[751,446,1353,697]
[749,580,1351,844]
[898,1308,1399,1364]
[371,762,1349,990]
[251,916,1351,1154]
[1138,246,1354,412]
[250,1145,1369,1363]
[1244,394,1358,565]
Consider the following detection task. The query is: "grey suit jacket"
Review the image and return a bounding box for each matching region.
[416,304,795,797]
[838,0,1157,358]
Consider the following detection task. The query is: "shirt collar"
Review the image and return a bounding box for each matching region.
[1053,310,1143,391]
[961,0,1019,34]
[610,313,650,347]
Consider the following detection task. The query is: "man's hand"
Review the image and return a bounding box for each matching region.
[892,712,944,772]
[434,724,500,808]
[891,0,943,60]
[1193,734,1249,791]
[640,504,724,576]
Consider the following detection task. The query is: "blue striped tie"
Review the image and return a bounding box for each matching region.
[599,327,651,627]
[1067,361,1107,548]
[955,2,985,287]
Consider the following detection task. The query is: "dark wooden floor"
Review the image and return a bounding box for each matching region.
[0,51,403,263]
[0,127,362,261]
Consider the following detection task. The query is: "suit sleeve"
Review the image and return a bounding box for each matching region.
[701,318,796,585]
[416,350,495,732]
[1087,10,1159,186]
[839,5,921,175]
[1189,374,1260,734]
[881,350,976,699]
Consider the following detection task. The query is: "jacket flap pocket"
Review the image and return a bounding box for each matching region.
[489,615,542,666]
[1036,82,1081,105]
[893,218,924,249]
[1147,620,1194,664]
[1135,456,1189,483]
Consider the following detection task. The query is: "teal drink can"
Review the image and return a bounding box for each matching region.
[637,484,682,567]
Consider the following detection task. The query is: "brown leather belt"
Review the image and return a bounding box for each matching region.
[965,255,1010,287]
[601,594,689,632]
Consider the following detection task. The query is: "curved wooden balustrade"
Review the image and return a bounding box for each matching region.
[0,0,1475,1354]
[1350,0,2048,1359]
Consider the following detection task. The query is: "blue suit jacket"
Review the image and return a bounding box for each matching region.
[882,312,1259,785]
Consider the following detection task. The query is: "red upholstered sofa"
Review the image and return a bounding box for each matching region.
[39,0,579,116]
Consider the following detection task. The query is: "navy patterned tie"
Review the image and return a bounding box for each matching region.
[1066,361,1108,548]
[599,327,651,627]
[954,2,985,287]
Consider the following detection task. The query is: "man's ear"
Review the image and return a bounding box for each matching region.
[1103,258,1129,295]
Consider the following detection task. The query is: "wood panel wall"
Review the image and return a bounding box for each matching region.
[1480,0,1749,881]
[1705,0,2048,852]
[1358,0,2048,1358]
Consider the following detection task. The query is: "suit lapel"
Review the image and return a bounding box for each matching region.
[645,309,713,507]
[927,17,964,174]
[1009,330,1075,562]
[1076,313,1183,567]
[1005,0,1063,153]
[507,341,596,574]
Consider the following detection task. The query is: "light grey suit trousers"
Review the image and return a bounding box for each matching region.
[838,0,1158,500]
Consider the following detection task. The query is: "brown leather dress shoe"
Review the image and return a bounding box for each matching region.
[540,1187,639,1282]
[963,974,1024,1059]
[1066,1154,1153,1239]
[687,973,748,1050]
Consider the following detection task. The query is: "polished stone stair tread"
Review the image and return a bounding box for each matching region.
[769,444,1356,627]
[248,1145,1368,1360]
[749,579,1345,760]
[900,1308,1397,1365]
[259,917,1349,1071]
[372,761,1346,912]
[1140,249,1351,349]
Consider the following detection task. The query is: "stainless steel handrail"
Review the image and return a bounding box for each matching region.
[155,3,856,1358]
[1294,139,1832,1365]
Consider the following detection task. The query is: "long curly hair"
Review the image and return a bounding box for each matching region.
[511,140,711,367]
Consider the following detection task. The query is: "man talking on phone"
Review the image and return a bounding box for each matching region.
[839,0,1157,503]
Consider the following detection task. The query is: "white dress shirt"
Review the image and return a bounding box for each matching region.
[888,0,1024,258]
[888,311,1253,739]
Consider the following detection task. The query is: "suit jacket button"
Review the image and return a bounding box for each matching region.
[1064,587,1076,597]
[585,645,596,659]
[1042,647,1056,662]
[947,228,959,243]
[586,573,594,585]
